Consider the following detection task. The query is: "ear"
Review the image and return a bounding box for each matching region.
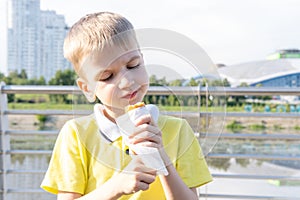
[76,78,96,102]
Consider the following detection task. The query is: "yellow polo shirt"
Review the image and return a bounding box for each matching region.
[41,112,212,199]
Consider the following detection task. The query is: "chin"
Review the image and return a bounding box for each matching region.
[130,96,145,105]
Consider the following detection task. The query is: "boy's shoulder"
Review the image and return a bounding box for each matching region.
[158,114,186,122]
[158,114,187,130]
[65,113,97,131]
[61,114,100,143]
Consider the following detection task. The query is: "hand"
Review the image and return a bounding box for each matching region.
[115,157,156,195]
[128,114,171,165]
[128,114,163,149]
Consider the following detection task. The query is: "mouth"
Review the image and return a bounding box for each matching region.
[122,90,138,100]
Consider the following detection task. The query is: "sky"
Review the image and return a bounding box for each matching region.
[1,0,300,77]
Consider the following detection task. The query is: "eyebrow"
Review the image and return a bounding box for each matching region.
[95,55,141,80]
[128,55,141,62]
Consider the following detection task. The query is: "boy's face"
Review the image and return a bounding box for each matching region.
[78,44,149,115]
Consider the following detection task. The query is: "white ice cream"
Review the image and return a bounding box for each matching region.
[116,104,168,176]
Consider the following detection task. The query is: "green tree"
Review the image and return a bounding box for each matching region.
[228,82,248,106]
[149,75,159,86]
[239,82,249,87]
[28,76,46,85]
[210,79,229,87]
[1,70,31,102]
[167,94,179,106]
[169,79,182,86]
[48,69,77,104]
[5,70,29,85]
[146,75,167,105]
[223,78,231,87]
[148,75,168,86]
[19,69,28,79]
[166,79,182,106]
[48,69,77,85]
[0,72,5,80]
[188,78,199,86]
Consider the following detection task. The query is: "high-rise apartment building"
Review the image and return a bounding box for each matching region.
[7,0,41,79]
[7,0,71,81]
[40,11,70,80]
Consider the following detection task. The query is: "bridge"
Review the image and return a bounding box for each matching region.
[0,83,300,199]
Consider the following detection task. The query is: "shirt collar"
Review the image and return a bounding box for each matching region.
[94,104,121,142]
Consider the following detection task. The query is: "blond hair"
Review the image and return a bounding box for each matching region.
[64,12,136,75]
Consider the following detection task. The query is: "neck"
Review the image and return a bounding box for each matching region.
[102,105,125,123]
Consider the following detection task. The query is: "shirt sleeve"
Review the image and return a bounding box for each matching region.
[176,119,213,188]
[40,121,88,195]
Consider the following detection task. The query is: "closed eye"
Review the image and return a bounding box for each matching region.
[127,64,140,70]
[99,73,113,81]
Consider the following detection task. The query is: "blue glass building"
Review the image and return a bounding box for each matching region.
[218,49,300,87]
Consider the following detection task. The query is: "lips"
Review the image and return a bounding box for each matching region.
[122,90,138,99]
[129,91,137,99]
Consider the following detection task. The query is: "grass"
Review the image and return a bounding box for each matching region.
[11,135,56,150]
[9,102,300,115]
[8,102,244,112]
[273,124,285,130]
[248,124,266,131]
[226,120,245,132]
[158,105,229,112]
[294,125,300,130]
[8,102,94,110]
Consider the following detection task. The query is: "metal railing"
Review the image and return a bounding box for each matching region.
[1,84,300,199]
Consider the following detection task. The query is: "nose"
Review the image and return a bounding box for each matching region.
[118,72,134,89]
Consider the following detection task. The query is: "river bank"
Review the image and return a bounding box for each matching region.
[8,113,300,133]
[199,159,300,199]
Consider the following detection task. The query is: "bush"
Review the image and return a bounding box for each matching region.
[248,124,266,131]
[226,120,245,132]
[36,114,49,123]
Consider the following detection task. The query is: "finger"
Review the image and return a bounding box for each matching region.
[137,181,151,191]
[133,141,160,148]
[149,116,157,126]
[130,157,157,175]
[134,114,152,126]
[130,133,161,145]
[136,173,156,184]
[131,131,156,140]
[129,124,161,138]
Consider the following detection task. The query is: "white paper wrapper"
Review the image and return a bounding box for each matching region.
[116,104,168,176]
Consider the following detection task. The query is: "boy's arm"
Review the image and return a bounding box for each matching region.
[129,115,206,200]
[57,160,197,200]
[57,174,123,200]
[57,191,82,200]
[57,175,122,200]
[57,158,156,200]
[158,151,199,200]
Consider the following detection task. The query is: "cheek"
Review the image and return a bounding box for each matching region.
[95,84,117,102]
[136,68,149,85]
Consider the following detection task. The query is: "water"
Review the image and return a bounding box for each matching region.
[8,155,56,200]
[7,138,300,200]
[199,160,300,199]
[8,156,300,199]
[6,114,300,199]
[199,133,300,199]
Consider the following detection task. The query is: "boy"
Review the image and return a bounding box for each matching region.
[41,12,212,200]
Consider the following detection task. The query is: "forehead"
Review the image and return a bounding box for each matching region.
[79,43,141,79]
[94,43,140,66]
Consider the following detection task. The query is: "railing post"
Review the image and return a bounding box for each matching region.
[0,82,10,200]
